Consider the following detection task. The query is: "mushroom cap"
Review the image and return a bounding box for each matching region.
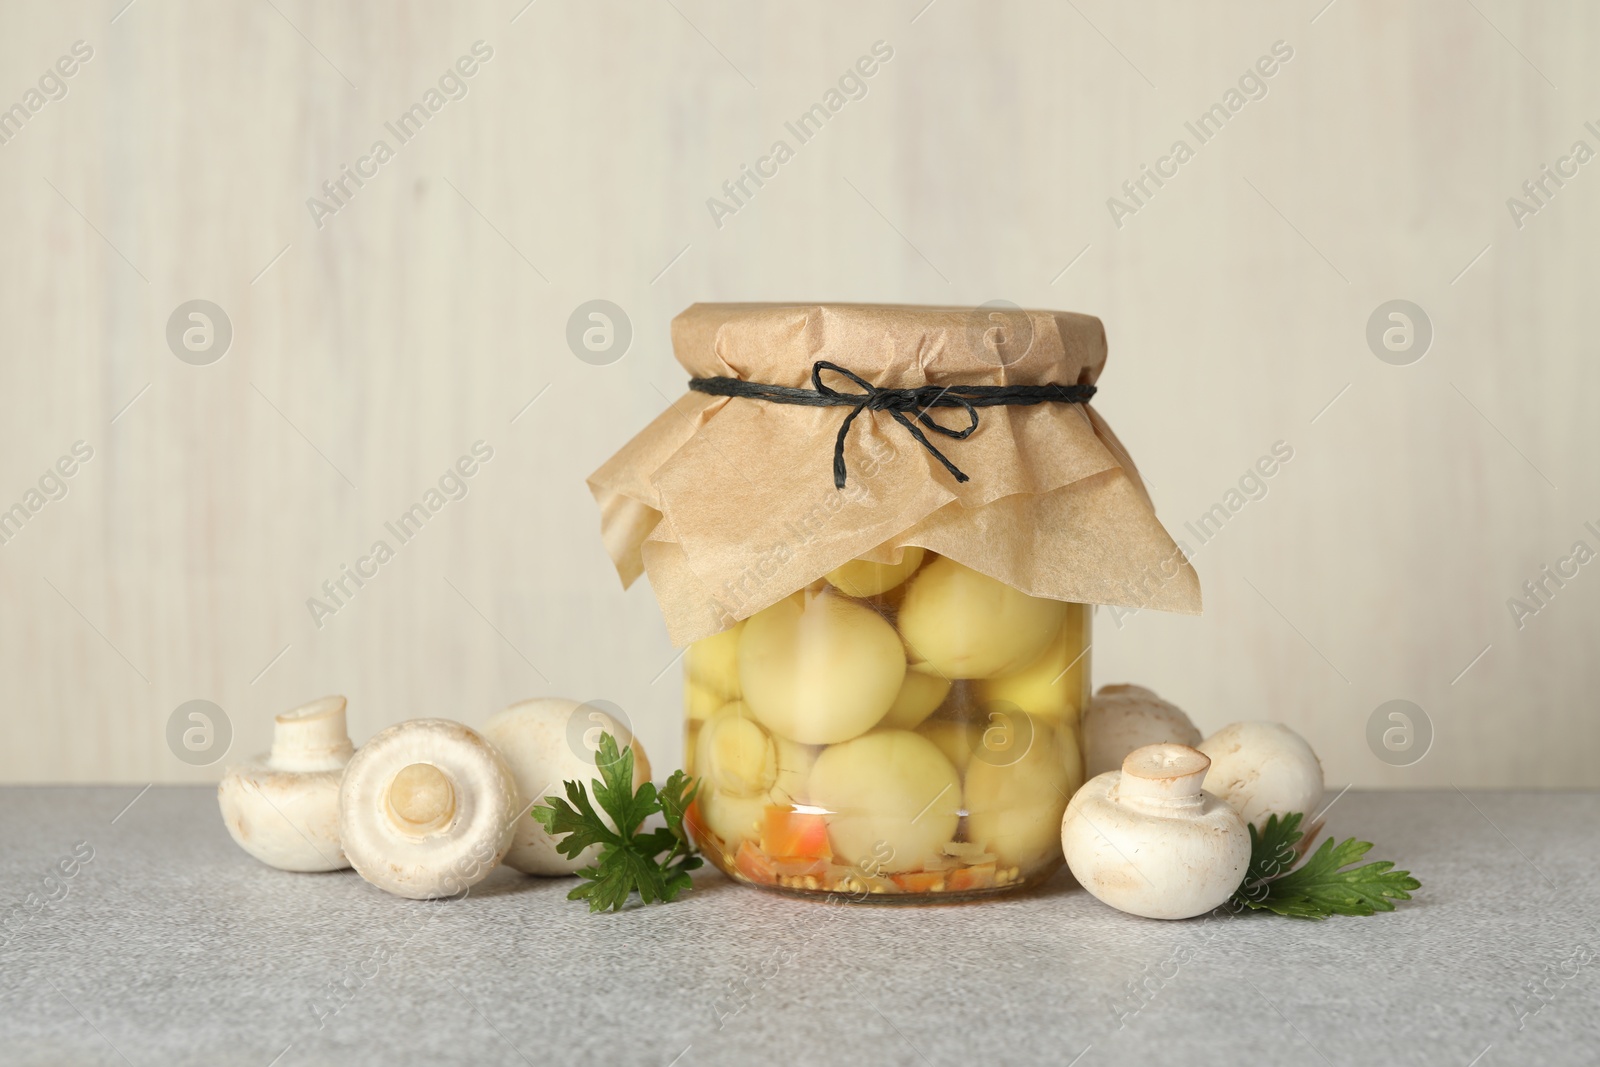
[481,698,651,876]
[738,589,906,745]
[917,719,984,775]
[808,729,960,874]
[697,785,771,848]
[1198,720,1324,830]
[896,556,1067,679]
[965,715,1083,874]
[691,702,817,851]
[826,546,926,598]
[687,621,744,701]
[696,701,776,798]
[218,764,347,872]
[1081,684,1202,778]
[339,718,518,899]
[1061,745,1250,920]
[972,604,1091,724]
[879,666,953,731]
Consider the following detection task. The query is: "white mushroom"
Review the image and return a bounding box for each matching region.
[339,719,518,899]
[1081,684,1202,779]
[217,695,355,872]
[1197,721,1325,831]
[480,697,651,876]
[1062,743,1250,920]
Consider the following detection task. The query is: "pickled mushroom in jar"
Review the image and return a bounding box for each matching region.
[697,787,769,849]
[688,619,744,700]
[808,729,960,875]
[917,718,985,775]
[826,546,926,599]
[973,604,1090,723]
[685,682,723,723]
[965,714,1084,874]
[738,589,907,745]
[771,735,818,806]
[692,709,820,853]
[695,702,777,798]
[879,664,953,731]
[896,556,1067,680]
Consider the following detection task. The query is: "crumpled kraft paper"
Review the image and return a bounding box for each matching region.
[589,303,1201,646]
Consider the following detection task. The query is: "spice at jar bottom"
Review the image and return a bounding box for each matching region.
[589,303,1202,903]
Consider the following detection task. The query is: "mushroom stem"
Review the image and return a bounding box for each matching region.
[1115,743,1210,810]
[338,718,518,898]
[270,696,355,772]
[387,763,456,833]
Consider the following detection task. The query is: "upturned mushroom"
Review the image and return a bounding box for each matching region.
[1080,684,1202,778]
[217,695,355,872]
[1061,743,1250,920]
[339,718,518,899]
[1197,721,1324,831]
[482,698,652,876]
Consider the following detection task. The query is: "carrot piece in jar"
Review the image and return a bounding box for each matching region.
[734,840,779,885]
[759,807,833,861]
[889,870,946,894]
[947,862,997,891]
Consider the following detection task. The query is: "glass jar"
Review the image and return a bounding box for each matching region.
[684,549,1089,902]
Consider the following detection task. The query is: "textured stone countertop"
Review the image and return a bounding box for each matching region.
[1,787,1596,1066]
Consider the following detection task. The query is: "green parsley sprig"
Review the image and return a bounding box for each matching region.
[530,732,702,912]
[1231,812,1420,919]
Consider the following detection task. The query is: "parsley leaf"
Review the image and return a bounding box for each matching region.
[1237,811,1306,901]
[530,732,703,912]
[1231,812,1420,920]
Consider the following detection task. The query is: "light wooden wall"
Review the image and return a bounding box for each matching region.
[0,0,1593,787]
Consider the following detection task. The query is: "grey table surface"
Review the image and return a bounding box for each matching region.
[1,787,1596,1067]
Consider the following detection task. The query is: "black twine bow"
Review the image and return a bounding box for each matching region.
[687,360,1096,489]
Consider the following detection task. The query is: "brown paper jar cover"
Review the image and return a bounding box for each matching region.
[588,303,1200,646]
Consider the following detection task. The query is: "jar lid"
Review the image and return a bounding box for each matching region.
[671,303,1107,390]
[591,303,1200,645]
